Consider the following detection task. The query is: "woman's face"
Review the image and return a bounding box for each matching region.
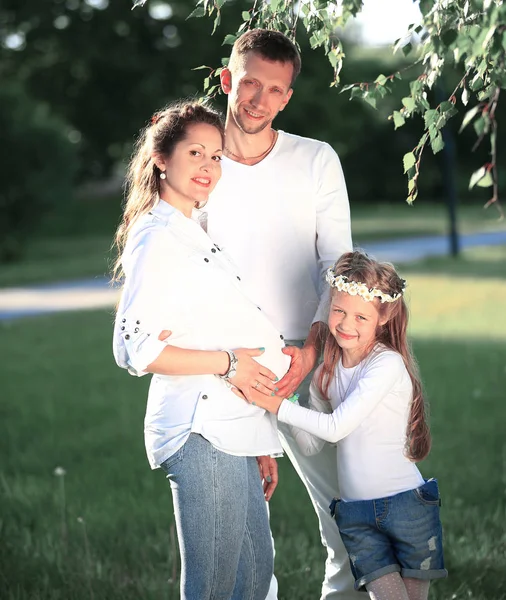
[157,122,223,216]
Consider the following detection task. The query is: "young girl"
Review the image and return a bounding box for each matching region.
[242,251,447,600]
[112,100,290,600]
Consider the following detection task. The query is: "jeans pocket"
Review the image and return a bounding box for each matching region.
[160,444,186,475]
[413,479,441,506]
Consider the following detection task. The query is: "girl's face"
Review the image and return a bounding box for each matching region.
[328,290,387,365]
[156,122,223,216]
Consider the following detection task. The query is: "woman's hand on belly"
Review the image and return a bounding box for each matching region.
[228,348,279,402]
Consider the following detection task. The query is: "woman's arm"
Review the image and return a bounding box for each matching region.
[115,228,279,397]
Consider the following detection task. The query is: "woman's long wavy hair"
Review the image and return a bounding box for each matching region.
[111,100,224,282]
[317,251,431,462]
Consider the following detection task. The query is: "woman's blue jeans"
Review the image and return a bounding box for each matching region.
[160,433,273,600]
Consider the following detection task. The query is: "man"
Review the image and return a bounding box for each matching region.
[205,29,358,600]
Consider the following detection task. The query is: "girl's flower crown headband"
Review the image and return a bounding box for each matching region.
[325,270,406,303]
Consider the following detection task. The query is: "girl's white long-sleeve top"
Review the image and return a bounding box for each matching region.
[278,347,424,501]
[113,200,290,468]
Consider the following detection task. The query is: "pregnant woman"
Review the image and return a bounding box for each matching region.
[112,100,290,600]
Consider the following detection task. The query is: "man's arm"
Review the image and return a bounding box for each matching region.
[277,143,352,398]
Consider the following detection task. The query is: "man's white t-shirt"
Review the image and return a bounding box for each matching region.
[206,130,353,340]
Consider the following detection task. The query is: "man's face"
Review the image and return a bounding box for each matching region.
[224,51,294,134]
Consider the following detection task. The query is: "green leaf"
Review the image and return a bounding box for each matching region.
[340,84,356,94]
[402,42,412,56]
[203,77,210,91]
[482,25,496,50]
[469,166,487,189]
[401,97,416,112]
[473,115,487,137]
[403,152,416,173]
[469,75,484,92]
[423,109,438,129]
[375,74,387,86]
[187,6,206,19]
[212,12,221,34]
[477,172,493,187]
[270,0,282,11]
[215,0,226,8]
[376,85,389,99]
[328,51,338,68]
[459,105,480,132]
[309,30,326,48]
[363,93,377,109]
[350,87,363,100]
[192,65,211,71]
[241,11,250,20]
[393,111,405,129]
[223,34,237,46]
[430,131,444,154]
[132,0,146,7]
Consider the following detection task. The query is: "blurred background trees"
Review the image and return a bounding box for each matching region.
[0,0,503,262]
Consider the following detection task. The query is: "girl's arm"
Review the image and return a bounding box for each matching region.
[288,371,332,456]
[246,351,406,443]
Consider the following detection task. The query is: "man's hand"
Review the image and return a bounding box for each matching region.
[276,345,316,398]
[276,322,327,398]
[256,455,278,501]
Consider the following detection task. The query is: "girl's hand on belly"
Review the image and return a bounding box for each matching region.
[231,386,284,415]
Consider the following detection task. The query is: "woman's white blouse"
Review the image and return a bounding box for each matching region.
[113,200,289,468]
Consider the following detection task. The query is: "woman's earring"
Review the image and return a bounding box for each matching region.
[160,171,166,180]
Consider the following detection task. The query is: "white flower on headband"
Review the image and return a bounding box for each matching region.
[325,270,406,303]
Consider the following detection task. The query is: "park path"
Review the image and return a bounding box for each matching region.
[1,230,505,321]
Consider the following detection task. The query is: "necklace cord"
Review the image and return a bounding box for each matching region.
[225,129,277,161]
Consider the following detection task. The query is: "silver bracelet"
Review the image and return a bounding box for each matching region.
[219,349,238,380]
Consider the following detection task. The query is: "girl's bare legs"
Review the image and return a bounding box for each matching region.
[366,573,409,600]
[403,578,430,600]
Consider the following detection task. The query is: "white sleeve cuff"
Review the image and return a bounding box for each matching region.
[124,333,167,376]
[277,398,298,423]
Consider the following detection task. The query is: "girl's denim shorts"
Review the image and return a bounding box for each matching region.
[329,479,448,591]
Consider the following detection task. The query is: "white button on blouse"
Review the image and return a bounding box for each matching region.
[113,200,289,469]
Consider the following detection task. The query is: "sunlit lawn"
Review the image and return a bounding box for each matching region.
[1,247,505,599]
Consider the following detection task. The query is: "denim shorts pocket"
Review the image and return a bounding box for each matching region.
[412,479,441,506]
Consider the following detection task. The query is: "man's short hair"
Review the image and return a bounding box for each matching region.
[228,29,301,87]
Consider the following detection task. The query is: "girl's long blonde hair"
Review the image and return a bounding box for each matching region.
[111,100,224,282]
[317,251,431,462]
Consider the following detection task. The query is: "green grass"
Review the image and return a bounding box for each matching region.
[1,249,505,599]
[1,199,504,287]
